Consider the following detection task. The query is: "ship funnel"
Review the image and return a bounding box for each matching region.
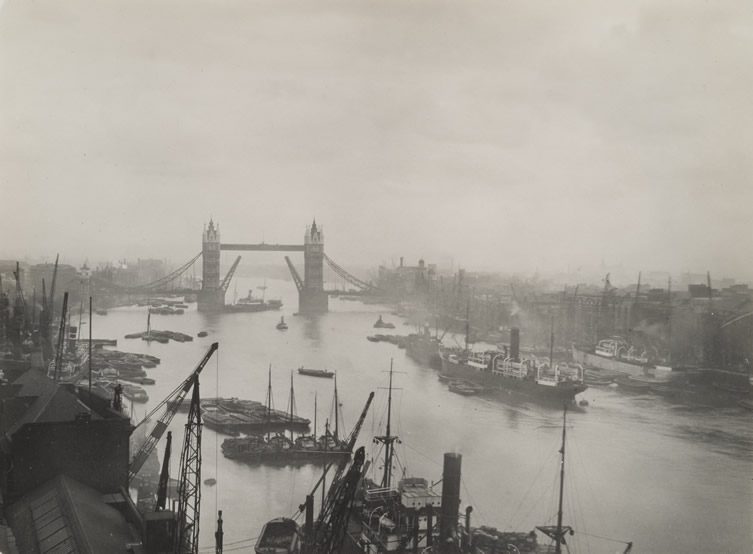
[440,452,462,544]
[510,327,520,362]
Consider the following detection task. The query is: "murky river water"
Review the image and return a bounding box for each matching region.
[90,278,753,553]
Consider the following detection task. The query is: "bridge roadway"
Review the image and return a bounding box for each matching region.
[220,243,305,252]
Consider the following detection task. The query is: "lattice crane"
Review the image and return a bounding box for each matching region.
[310,447,367,553]
[174,375,203,554]
[128,342,218,482]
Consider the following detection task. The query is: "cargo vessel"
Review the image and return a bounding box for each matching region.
[439,328,586,403]
[226,289,282,313]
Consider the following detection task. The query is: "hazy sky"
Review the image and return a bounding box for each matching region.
[1,0,751,279]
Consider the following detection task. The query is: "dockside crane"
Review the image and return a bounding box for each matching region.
[308,446,367,553]
[129,342,218,482]
[156,431,172,511]
[174,375,203,554]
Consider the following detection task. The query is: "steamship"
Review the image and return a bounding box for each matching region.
[226,289,282,313]
[439,328,587,403]
[571,337,669,378]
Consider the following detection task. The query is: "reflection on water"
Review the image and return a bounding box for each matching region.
[302,314,322,343]
[90,277,753,554]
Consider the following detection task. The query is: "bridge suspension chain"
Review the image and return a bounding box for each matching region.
[323,254,380,292]
[94,251,202,293]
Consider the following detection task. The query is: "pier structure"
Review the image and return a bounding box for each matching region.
[198,219,328,314]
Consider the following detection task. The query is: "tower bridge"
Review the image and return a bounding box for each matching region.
[91,219,378,312]
[199,219,328,314]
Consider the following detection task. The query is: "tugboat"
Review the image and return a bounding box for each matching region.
[373,315,395,329]
[276,316,288,331]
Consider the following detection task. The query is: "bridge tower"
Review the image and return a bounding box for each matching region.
[198,219,224,312]
[300,220,328,314]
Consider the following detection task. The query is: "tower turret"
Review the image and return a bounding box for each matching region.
[300,220,328,313]
[199,219,223,311]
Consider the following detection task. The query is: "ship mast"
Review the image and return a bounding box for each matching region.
[375,359,398,489]
[667,276,672,364]
[549,314,555,370]
[555,404,568,554]
[266,364,272,440]
[333,375,339,442]
[464,300,470,353]
[289,371,297,442]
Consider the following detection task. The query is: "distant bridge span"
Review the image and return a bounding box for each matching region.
[220,243,305,252]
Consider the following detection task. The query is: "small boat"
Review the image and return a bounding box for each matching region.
[448,381,479,396]
[95,309,108,316]
[197,331,209,338]
[616,376,652,393]
[297,367,335,379]
[276,316,288,330]
[255,518,300,554]
[204,478,217,486]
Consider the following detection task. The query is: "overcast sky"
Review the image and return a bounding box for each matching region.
[1,0,751,280]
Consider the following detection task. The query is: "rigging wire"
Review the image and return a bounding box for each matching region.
[507,447,558,530]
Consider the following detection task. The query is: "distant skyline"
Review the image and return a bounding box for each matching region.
[1,1,751,280]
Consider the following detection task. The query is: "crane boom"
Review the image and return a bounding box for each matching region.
[311,447,366,553]
[128,342,218,482]
[156,431,172,511]
[220,256,242,294]
[322,391,374,512]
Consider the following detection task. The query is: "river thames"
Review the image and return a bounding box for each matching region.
[90,278,752,553]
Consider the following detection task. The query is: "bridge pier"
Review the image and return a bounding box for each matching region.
[199,219,224,312]
[300,220,328,314]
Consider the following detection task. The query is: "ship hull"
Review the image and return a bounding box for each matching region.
[225,303,282,313]
[571,345,649,377]
[440,356,585,403]
[405,338,442,369]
